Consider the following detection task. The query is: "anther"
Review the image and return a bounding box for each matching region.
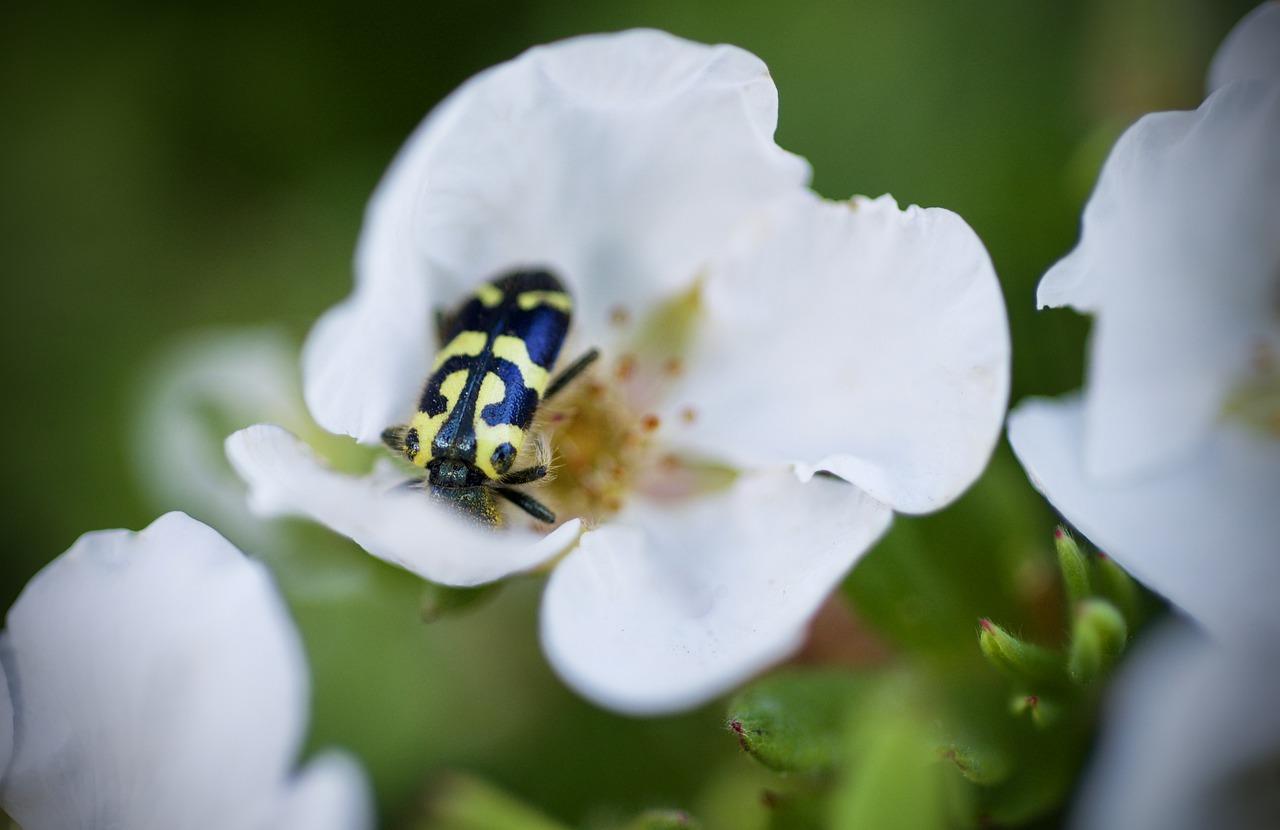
[609,306,631,327]
[641,413,661,432]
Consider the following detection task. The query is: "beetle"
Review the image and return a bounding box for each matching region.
[382,269,598,525]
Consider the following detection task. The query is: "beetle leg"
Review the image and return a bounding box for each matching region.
[493,487,556,523]
[499,465,548,486]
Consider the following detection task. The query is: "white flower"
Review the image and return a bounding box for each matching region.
[1070,620,1280,830]
[1008,5,1280,643]
[227,29,1010,714]
[132,328,305,552]
[0,512,372,830]
[1010,6,1280,827]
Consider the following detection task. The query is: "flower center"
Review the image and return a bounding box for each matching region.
[1223,339,1280,438]
[533,284,736,527]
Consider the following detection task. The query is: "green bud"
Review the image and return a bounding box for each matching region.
[977,619,1061,683]
[622,810,701,830]
[1009,694,1060,729]
[418,773,570,830]
[725,669,871,774]
[1095,552,1140,624]
[1067,600,1128,685]
[939,742,1011,786]
[1053,527,1090,607]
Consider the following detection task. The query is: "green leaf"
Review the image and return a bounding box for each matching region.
[622,809,701,830]
[829,682,965,830]
[417,773,570,830]
[725,669,874,773]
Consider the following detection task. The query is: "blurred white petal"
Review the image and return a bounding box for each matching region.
[1207,2,1280,94]
[227,424,580,586]
[540,471,892,714]
[0,513,371,829]
[0,654,11,782]
[272,752,374,830]
[304,29,809,443]
[1072,621,1280,830]
[666,193,1009,514]
[1037,84,1280,478]
[133,328,303,550]
[1008,396,1280,642]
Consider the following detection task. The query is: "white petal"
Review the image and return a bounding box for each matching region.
[664,192,1009,514]
[270,751,374,830]
[133,328,304,551]
[304,29,810,444]
[1207,2,1280,94]
[0,513,309,829]
[1037,84,1280,478]
[226,424,580,586]
[1008,396,1280,642]
[540,470,892,715]
[0,653,12,783]
[1072,621,1280,830]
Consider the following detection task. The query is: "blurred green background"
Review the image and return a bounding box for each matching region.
[0,1,1254,827]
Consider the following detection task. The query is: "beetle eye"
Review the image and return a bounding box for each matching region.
[404,428,420,459]
[490,442,515,473]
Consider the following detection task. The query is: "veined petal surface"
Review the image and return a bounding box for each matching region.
[227,424,580,586]
[540,471,892,715]
[665,192,1009,514]
[304,29,810,444]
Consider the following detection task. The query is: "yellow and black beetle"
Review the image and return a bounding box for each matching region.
[382,269,598,525]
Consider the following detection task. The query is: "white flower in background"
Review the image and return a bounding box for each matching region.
[1009,5,1280,828]
[228,29,1010,714]
[1071,619,1280,830]
[133,328,304,552]
[1008,6,1280,644]
[0,512,372,830]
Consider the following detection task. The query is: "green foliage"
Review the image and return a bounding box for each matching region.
[977,619,1064,686]
[620,809,702,830]
[417,774,570,830]
[725,670,873,774]
[828,681,963,830]
[1054,527,1091,608]
[1067,600,1129,685]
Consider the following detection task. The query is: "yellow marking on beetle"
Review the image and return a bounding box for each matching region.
[473,370,525,479]
[476,424,525,480]
[431,330,487,371]
[475,283,504,307]
[493,335,550,394]
[408,369,468,467]
[517,290,572,313]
